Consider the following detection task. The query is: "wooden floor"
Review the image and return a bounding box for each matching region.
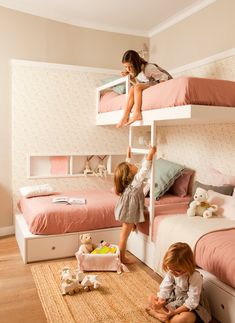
[0,235,219,323]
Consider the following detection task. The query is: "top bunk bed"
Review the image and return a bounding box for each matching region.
[96,76,235,126]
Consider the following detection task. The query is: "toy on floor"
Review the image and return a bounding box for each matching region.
[91,240,117,254]
[60,266,101,295]
[61,266,85,296]
[81,274,101,291]
[78,233,96,254]
[187,187,218,218]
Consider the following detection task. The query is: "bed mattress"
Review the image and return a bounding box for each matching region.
[99,77,235,113]
[18,190,190,235]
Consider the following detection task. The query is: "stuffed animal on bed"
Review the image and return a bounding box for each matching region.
[187,187,218,218]
[78,234,96,254]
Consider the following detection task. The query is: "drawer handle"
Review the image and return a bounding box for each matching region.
[220,304,225,310]
[51,246,56,250]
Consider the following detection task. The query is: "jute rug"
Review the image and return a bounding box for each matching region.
[31,260,160,323]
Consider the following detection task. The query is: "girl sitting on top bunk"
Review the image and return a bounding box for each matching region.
[116,49,172,128]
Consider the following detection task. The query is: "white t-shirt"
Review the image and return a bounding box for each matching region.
[136,63,170,83]
[157,271,203,310]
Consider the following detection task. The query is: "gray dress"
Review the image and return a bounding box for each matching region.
[115,159,151,224]
[157,271,211,323]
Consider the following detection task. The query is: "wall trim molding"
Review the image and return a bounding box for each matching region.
[0,225,15,237]
[149,0,217,37]
[169,48,235,75]
[11,59,120,75]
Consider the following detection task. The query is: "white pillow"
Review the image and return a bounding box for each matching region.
[19,184,55,198]
[207,190,235,220]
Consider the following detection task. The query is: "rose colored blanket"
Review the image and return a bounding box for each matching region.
[195,228,235,288]
[18,191,190,235]
[99,77,235,113]
[18,190,120,235]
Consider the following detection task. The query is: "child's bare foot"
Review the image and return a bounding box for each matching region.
[145,308,161,320]
[125,113,142,126]
[121,256,135,264]
[116,116,129,128]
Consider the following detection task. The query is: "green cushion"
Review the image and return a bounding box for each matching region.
[101,76,126,94]
[154,158,185,199]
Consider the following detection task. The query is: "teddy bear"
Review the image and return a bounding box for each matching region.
[187,187,218,218]
[78,233,96,254]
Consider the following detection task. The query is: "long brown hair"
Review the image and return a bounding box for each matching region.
[122,50,147,77]
[162,242,196,276]
[114,162,134,195]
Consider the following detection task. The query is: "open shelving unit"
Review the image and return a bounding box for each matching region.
[27,153,127,179]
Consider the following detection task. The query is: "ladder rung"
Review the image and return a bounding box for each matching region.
[131,148,148,154]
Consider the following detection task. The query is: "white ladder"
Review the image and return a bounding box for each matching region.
[128,120,157,241]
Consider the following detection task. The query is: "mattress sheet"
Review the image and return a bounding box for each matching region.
[195,228,235,288]
[99,77,235,113]
[18,191,189,235]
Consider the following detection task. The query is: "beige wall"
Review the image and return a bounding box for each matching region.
[0,6,147,229]
[150,0,235,69]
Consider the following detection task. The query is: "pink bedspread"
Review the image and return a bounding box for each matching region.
[99,77,235,113]
[18,191,190,235]
[195,228,235,288]
[18,190,120,235]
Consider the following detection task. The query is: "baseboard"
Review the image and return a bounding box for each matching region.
[0,225,15,237]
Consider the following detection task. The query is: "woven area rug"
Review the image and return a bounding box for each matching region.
[31,260,160,323]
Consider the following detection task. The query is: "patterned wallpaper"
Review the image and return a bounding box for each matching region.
[12,63,128,206]
[173,55,235,80]
[12,54,235,208]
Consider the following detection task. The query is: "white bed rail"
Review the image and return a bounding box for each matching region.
[96,75,130,124]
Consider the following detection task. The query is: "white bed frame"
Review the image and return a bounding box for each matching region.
[15,213,121,264]
[96,76,235,323]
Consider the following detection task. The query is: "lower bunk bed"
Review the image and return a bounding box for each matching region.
[127,214,235,323]
[15,189,189,263]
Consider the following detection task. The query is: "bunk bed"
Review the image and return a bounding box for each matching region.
[96,75,235,323]
[14,72,235,322]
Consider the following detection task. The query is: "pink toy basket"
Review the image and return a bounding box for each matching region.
[75,245,128,274]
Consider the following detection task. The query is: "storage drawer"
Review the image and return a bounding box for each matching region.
[27,233,78,262]
[203,279,235,323]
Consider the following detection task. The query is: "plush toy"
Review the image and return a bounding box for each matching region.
[78,234,96,254]
[187,187,218,218]
[81,274,101,291]
[61,266,84,295]
[60,267,100,295]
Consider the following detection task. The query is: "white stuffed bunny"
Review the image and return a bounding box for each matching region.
[187,187,218,218]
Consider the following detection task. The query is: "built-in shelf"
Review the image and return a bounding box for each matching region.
[27,154,128,179]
